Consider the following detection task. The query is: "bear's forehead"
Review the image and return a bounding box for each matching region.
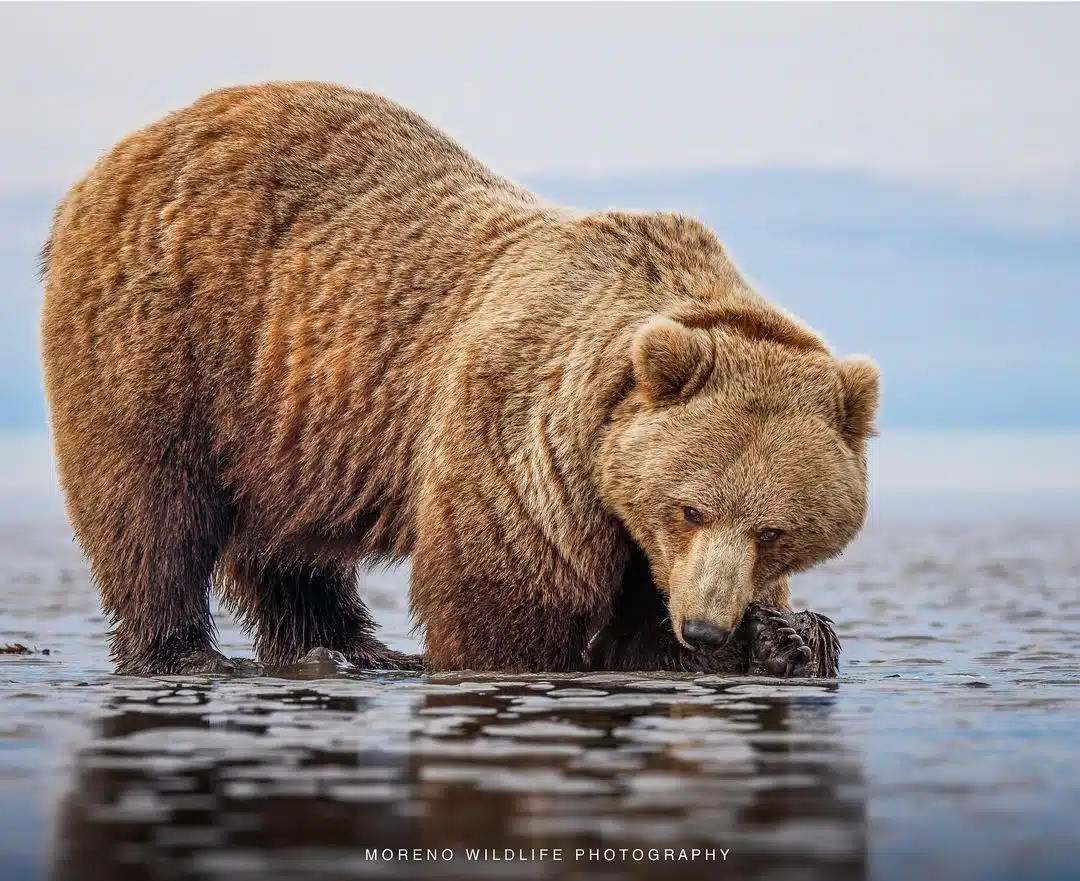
[678,404,839,448]
[692,344,844,419]
[666,415,850,503]
[706,332,836,377]
[660,397,842,471]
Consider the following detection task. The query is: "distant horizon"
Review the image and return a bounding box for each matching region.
[5,429,1080,500]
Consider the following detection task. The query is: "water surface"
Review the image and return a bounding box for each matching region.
[2,478,1079,880]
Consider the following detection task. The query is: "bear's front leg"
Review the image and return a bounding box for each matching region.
[743,604,841,679]
[411,514,602,673]
[415,561,599,673]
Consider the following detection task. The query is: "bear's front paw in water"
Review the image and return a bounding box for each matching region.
[273,647,425,676]
[350,645,426,672]
[173,650,265,676]
[370,648,425,672]
[284,646,425,673]
[744,604,841,679]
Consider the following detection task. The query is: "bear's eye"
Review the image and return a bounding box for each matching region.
[682,506,705,526]
[756,528,784,544]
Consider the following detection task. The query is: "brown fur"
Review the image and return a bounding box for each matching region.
[40,82,879,674]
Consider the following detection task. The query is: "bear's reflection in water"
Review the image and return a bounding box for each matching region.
[51,676,866,881]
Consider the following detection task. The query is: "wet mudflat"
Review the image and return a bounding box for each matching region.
[2,492,1079,881]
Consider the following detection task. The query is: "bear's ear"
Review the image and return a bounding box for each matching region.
[631,315,712,402]
[837,356,881,446]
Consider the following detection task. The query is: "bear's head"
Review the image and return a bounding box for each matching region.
[596,299,879,651]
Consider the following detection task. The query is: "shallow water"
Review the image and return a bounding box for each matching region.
[2,492,1080,881]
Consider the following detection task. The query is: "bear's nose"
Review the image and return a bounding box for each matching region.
[681,618,731,650]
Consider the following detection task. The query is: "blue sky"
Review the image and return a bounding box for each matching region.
[2,4,1078,431]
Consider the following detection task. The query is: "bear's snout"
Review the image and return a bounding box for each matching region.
[681,618,731,651]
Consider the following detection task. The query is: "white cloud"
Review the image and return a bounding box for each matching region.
[1,3,1077,196]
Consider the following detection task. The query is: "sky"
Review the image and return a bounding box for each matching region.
[2,3,1079,194]
[2,2,1079,436]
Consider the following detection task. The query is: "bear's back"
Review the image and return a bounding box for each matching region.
[46,82,537,289]
[164,82,533,221]
[40,83,555,547]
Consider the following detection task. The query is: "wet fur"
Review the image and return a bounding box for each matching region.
[40,82,875,675]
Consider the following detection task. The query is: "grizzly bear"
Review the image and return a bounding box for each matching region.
[40,82,876,677]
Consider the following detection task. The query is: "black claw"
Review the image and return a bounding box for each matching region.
[745,604,841,680]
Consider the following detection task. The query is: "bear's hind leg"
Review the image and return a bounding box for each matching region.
[83,463,234,675]
[217,551,421,671]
